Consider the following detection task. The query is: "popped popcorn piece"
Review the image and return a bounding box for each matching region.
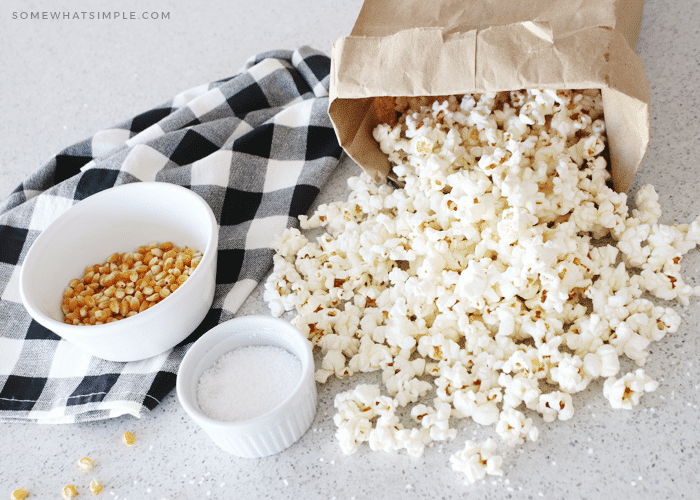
[496,408,539,446]
[499,372,541,410]
[394,427,430,457]
[411,402,457,441]
[603,369,659,409]
[453,388,502,426]
[450,438,504,484]
[265,88,699,483]
[537,391,575,423]
[333,384,389,455]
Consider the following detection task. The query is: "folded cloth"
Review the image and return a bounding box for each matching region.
[0,46,343,423]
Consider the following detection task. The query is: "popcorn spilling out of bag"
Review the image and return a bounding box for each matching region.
[264,88,700,484]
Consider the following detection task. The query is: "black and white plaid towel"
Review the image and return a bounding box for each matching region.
[0,46,343,423]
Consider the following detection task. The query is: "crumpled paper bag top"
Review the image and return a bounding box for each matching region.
[329,0,649,193]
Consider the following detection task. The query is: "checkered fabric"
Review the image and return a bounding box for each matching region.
[0,46,343,423]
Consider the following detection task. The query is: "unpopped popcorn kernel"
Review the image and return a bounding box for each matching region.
[77,456,94,472]
[122,431,136,446]
[89,479,102,495]
[62,484,78,499]
[11,488,28,500]
[61,242,199,325]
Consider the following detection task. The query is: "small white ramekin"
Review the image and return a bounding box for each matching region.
[176,316,317,458]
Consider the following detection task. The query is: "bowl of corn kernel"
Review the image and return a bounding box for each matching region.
[19,182,218,362]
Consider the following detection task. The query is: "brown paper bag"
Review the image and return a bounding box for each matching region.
[329,0,649,193]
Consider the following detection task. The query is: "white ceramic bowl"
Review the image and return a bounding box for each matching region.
[19,181,218,362]
[176,316,317,458]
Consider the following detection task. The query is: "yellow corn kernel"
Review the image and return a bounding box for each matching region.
[62,242,200,325]
[119,299,130,317]
[11,488,28,500]
[122,431,136,446]
[129,296,140,312]
[108,298,120,314]
[77,456,94,472]
[62,484,78,499]
[89,479,102,495]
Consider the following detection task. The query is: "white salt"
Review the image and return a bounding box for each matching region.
[196,345,301,421]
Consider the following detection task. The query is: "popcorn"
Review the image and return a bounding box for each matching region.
[496,408,539,446]
[537,391,575,423]
[603,369,659,409]
[453,388,502,426]
[549,353,590,393]
[411,402,457,441]
[333,384,386,455]
[450,438,504,484]
[266,88,699,484]
[500,372,541,410]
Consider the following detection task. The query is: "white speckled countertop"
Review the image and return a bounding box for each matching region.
[1,1,698,499]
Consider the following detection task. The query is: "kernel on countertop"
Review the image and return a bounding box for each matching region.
[77,456,94,472]
[10,488,28,500]
[122,431,136,446]
[61,484,78,499]
[89,479,102,495]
